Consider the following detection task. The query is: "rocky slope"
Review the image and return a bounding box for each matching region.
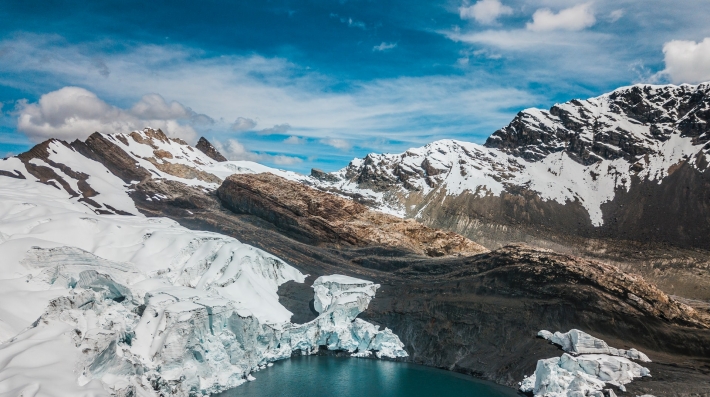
[216,173,487,257]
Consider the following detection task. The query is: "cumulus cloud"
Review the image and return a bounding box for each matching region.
[661,38,710,84]
[373,42,397,52]
[258,123,291,135]
[459,0,513,25]
[230,116,257,131]
[213,138,302,165]
[16,86,205,142]
[526,3,595,32]
[320,138,351,150]
[284,136,306,144]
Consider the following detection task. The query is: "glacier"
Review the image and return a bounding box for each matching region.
[0,146,407,397]
[520,330,651,397]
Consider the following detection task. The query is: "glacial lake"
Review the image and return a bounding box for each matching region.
[215,356,521,397]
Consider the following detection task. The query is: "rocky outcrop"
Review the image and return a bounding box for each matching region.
[73,128,222,184]
[72,132,153,183]
[485,84,710,164]
[310,168,340,182]
[196,137,227,162]
[216,172,488,257]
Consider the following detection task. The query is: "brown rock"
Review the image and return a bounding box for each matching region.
[217,172,488,257]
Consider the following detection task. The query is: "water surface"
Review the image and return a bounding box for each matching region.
[216,356,521,397]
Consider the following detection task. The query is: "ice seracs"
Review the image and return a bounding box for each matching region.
[290,275,408,359]
[520,330,651,397]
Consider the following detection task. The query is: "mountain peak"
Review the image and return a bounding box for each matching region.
[196,136,228,162]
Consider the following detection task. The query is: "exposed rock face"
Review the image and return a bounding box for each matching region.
[310,168,340,182]
[216,172,488,257]
[73,128,222,185]
[72,132,153,183]
[486,84,710,164]
[195,137,228,162]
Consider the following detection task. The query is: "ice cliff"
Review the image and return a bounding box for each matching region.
[520,329,651,397]
[0,151,406,397]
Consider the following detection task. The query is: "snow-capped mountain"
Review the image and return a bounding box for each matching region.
[313,83,710,249]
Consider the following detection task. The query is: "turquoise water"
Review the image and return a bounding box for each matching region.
[215,356,521,397]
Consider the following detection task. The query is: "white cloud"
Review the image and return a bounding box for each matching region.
[258,123,291,135]
[284,136,306,144]
[213,138,302,165]
[609,9,624,22]
[661,38,710,84]
[526,3,596,32]
[320,138,351,150]
[230,116,257,131]
[373,42,397,52]
[16,86,202,142]
[445,28,607,50]
[459,0,513,25]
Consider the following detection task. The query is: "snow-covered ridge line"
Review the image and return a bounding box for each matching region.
[520,329,651,397]
[311,82,710,227]
[0,144,406,397]
[98,128,307,190]
[315,133,702,226]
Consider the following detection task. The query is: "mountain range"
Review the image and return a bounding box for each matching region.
[0,83,709,396]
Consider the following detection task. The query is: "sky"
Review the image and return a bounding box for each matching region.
[1,0,710,173]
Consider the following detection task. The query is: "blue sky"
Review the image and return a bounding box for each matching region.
[1,0,710,172]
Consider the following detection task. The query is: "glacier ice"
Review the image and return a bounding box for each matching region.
[520,330,651,397]
[538,330,651,362]
[3,245,408,397]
